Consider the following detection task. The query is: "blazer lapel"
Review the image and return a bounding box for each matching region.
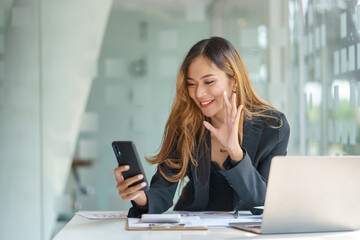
[189,129,211,210]
[189,120,262,211]
[242,120,263,161]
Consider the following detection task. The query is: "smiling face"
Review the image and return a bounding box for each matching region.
[186,56,236,120]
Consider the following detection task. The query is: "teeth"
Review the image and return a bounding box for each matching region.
[200,100,214,105]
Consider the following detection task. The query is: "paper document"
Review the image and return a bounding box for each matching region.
[177,211,262,227]
[127,216,208,230]
[76,211,128,220]
[142,214,181,223]
[203,217,262,227]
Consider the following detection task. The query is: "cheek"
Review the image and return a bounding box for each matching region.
[188,88,196,101]
[212,88,225,102]
[215,95,224,108]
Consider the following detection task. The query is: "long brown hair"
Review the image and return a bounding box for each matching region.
[146,37,281,182]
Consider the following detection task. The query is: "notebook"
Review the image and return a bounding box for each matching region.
[229,156,360,234]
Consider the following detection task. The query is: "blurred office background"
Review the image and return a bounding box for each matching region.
[0,0,359,239]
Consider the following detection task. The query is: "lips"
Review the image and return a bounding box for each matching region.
[199,99,215,108]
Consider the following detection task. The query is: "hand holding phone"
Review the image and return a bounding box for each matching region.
[113,141,149,206]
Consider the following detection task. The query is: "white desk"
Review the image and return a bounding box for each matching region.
[53,214,360,240]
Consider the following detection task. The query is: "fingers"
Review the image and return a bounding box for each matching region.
[203,121,217,135]
[115,173,147,201]
[117,174,144,192]
[234,105,243,127]
[118,181,147,199]
[231,93,237,120]
[223,91,237,123]
[114,165,129,183]
[122,191,142,202]
[223,91,231,121]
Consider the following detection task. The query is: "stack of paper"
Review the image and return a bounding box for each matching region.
[127,216,208,230]
[177,211,262,227]
[76,211,128,220]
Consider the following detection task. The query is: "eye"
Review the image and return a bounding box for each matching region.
[205,81,214,85]
[186,82,196,86]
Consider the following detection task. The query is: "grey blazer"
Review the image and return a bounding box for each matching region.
[128,111,290,217]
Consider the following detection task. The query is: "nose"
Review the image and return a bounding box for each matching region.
[195,85,206,99]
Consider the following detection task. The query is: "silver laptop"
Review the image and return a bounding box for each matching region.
[229,156,360,234]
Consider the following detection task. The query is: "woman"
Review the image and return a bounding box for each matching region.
[114,37,290,217]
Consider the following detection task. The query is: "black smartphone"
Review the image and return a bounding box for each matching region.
[112,141,149,191]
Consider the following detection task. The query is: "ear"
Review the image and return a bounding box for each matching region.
[232,78,237,88]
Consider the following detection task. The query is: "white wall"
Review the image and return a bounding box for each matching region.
[0,0,112,239]
[0,1,41,239]
[40,1,112,238]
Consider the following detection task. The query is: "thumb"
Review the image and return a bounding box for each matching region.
[203,121,217,135]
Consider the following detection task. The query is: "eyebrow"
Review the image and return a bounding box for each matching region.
[186,74,215,81]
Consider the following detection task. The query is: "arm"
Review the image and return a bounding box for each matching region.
[201,91,290,214]
[128,165,179,217]
[219,115,290,214]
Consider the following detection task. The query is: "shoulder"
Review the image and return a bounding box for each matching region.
[247,109,290,136]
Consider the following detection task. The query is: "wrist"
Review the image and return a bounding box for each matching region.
[134,191,148,207]
[228,147,244,161]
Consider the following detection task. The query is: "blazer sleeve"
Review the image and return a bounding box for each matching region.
[219,114,290,215]
[127,164,179,218]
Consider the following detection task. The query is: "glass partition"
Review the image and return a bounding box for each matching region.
[293,0,360,155]
[72,0,212,214]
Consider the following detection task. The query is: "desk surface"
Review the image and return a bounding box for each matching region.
[53,214,360,240]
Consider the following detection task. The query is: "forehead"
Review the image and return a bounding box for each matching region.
[187,56,220,77]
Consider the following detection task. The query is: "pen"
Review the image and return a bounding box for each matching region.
[233,209,239,219]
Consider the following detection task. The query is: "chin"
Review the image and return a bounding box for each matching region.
[195,103,219,118]
[200,110,216,118]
